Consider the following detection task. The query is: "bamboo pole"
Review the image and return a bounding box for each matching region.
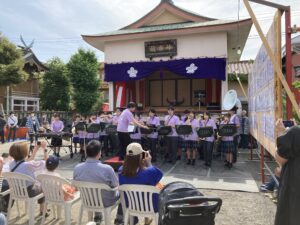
[235,73,248,100]
[275,10,282,119]
[243,0,300,119]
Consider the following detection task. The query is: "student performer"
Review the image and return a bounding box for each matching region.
[184,111,200,166]
[200,112,217,167]
[220,113,235,169]
[117,102,148,160]
[146,109,160,162]
[50,114,64,157]
[164,106,180,164]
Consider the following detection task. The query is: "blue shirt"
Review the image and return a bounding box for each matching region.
[118,166,163,212]
[73,158,119,207]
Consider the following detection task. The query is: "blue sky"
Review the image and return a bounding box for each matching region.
[0,0,299,63]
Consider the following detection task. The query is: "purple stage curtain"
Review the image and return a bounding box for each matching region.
[104,57,226,82]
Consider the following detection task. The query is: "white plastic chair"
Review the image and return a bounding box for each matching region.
[3,172,44,225]
[72,180,119,225]
[119,184,160,225]
[37,174,80,225]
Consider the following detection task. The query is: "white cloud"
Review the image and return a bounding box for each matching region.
[0,0,299,62]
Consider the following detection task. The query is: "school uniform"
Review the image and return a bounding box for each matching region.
[146,116,160,161]
[99,117,112,155]
[200,119,217,166]
[164,114,180,163]
[86,120,100,143]
[130,124,142,144]
[220,121,235,154]
[51,120,64,146]
[72,121,80,144]
[183,119,200,149]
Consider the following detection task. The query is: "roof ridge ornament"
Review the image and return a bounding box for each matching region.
[161,0,174,4]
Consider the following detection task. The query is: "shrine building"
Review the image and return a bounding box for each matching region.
[83,0,252,112]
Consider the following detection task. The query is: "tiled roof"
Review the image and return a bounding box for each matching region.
[86,19,248,37]
[228,60,253,75]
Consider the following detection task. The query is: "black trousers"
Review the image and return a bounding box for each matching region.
[118,132,132,160]
[166,136,178,163]
[8,127,17,141]
[233,135,239,162]
[239,134,249,149]
[0,130,4,143]
[146,138,158,160]
[203,141,214,164]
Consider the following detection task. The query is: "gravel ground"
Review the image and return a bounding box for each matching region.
[1,141,277,225]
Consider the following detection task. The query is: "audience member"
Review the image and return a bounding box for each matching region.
[73,140,119,223]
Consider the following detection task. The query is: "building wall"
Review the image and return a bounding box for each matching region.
[104,32,227,63]
[0,79,39,111]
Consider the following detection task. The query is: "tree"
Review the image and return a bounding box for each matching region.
[0,35,28,85]
[40,58,70,111]
[68,49,100,115]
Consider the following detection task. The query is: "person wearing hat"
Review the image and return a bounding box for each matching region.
[0,114,6,144]
[43,156,76,201]
[7,111,18,142]
[116,143,163,225]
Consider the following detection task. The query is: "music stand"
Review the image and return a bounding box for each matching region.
[100,122,109,132]
[105,125,117,135]
[157,126,172,136]
[194,90,206,111]
[197,127,214,138]
[86,123,102,134]
[175,125,192,136]
[140,125,156,135]
[74,122,86,132]
[218,124,237,137]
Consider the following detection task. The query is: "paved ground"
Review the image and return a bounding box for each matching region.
[0,140,277,225]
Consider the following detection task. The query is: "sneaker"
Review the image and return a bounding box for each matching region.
[260,186,273,192]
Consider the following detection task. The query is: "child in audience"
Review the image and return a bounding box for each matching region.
[43,155,76,201]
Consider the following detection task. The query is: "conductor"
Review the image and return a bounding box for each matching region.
[117,102,148,160]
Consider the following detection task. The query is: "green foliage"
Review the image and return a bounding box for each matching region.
[0,36,28,85]
[68,49,100,115]
[228,73,248,83]
[292,81,300,90]
[40,58,71,111]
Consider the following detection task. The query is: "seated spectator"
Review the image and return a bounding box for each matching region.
[116,142,163,225]
[260,167,281,192]
[73,140,119,224]
[2,141,49,216]
[42,156,76,201]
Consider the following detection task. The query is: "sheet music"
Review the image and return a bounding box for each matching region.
[128,125,136,133]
